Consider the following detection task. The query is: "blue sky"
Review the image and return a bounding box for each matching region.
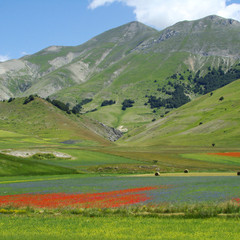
[0,0,240,61]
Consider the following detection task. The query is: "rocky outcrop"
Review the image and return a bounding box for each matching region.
[99,122,123,142]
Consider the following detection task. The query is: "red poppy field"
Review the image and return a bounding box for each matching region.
[208,152,240,157]
[232,198,240,204]
[0,186,168,209]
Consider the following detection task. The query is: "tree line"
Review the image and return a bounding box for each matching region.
[147,84,190,109]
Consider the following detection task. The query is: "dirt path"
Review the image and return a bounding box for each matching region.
[0,150,72,158]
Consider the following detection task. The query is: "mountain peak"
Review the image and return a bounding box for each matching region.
[169,15,240,31]
[199,15,240,26]
[125,21,154,29]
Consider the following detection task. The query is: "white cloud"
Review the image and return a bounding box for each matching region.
[88,0,119,9]
[0,55,10,62]
[88,0,240,29]
[218,3,240,20]
[21,51,29,56]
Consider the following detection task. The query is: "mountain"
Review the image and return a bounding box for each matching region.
[118,79,240,148]
[74,15,240,130]
[0,21,157,99]
[0,15,240,132]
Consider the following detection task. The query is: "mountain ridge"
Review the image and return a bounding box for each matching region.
[1,15,240,132]
[1,15,239,100]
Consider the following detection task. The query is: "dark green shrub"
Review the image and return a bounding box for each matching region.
[122,99,135,110]
[8,97,15,103]
[23,95,34,105]
[101,100,116,107]
[51,100,69,112]
[219,96,224,101]
[72,104,82,114]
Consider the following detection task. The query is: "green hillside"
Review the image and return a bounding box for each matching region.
[0,97,111,147]
[119,79,240,148]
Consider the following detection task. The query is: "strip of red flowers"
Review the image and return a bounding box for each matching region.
[232,198,240,204]
[0,186,168,209]
[208,152,240,157]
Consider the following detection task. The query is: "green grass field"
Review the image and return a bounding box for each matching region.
[0,153,78,176]
[0,216,239,240]
[181,153,240,166]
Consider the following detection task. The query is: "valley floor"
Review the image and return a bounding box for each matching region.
[1,128,240,239]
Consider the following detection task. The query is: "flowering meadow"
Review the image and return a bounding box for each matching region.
[0,174,240,209]
[0,186,170,208]
[1,174,240,239]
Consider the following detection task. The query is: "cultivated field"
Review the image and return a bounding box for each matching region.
[1,173,240,239]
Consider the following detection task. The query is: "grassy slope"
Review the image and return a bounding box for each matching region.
[119,79,240,148]
[0,153,77,176]
[0,97,110,146]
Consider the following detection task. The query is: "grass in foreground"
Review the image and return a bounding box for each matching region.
[0,215,240,240]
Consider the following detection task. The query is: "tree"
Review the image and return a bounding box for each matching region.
[122,99,134,110]
[219,96,224,101]
[51,100,69,112]
[101,100,116,107]
[8,97,14,103]
[72,104,82,114]
[23,95,34,105]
